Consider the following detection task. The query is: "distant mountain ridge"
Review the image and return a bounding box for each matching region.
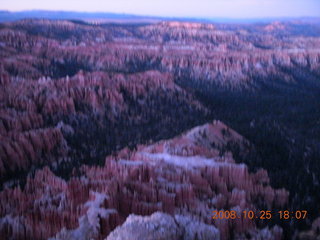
[0,10,155,23]
[0,10,320,24]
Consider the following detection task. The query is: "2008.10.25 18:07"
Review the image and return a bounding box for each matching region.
[212,210,308,220]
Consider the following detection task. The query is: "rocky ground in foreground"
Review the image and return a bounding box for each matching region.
[1,121,290,240]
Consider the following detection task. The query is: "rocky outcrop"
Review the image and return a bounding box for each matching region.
[106,212,220,240]
[0,121,287,240]
[0,69,207,182]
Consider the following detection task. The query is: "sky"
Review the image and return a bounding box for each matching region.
[1,0,320,19]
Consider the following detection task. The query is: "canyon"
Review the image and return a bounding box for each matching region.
[0,19,320,239]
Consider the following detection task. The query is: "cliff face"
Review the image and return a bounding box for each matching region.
[0,121,288,240]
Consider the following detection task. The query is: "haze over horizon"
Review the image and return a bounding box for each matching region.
[1,0,320,19]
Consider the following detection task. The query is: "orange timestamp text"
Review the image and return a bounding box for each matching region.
[212,210,307,220]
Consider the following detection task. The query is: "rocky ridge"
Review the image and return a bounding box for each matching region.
[0,121,287,240]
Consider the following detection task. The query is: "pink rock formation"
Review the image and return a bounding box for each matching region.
[0,68,206,180]
[0,121,288,240]
[1,18,319,180]
[1,19,318,239]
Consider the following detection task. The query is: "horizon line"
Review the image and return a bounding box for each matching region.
[1,9,320,21]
